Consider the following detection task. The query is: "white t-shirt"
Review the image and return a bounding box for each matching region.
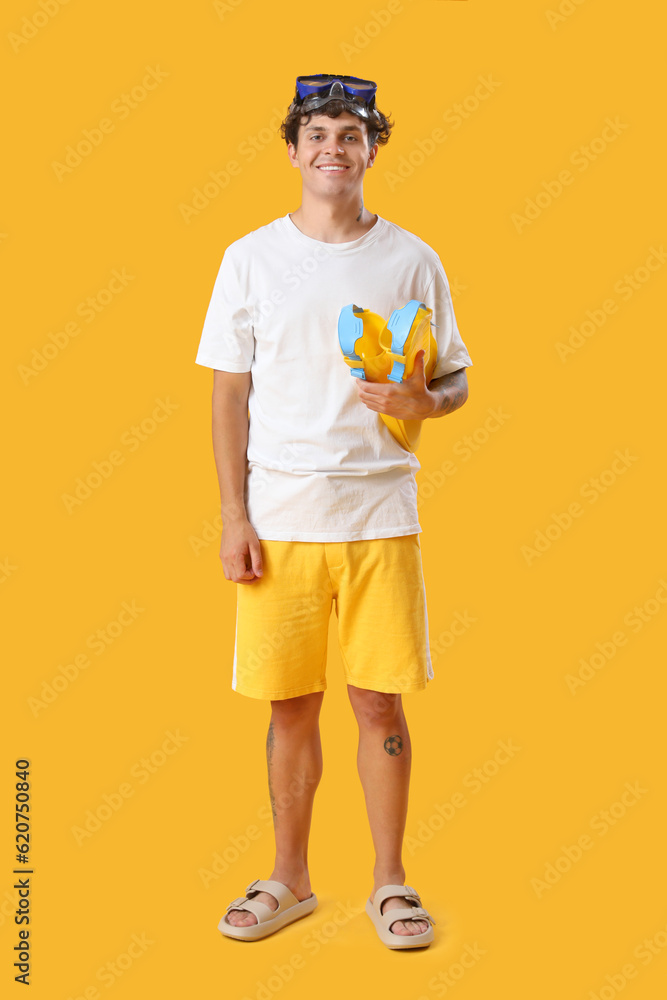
[195,212,473,542]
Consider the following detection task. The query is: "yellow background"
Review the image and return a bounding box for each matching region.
[3,0,666,997]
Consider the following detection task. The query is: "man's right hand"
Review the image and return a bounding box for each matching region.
[220,519,264,584]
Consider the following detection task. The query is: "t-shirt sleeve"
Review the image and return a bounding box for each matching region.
[422,259,473,379]
[195,247,255,372]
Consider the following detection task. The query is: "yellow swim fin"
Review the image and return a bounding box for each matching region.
[338,299,438,452]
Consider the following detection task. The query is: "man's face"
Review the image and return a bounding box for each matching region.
[287,110,378,192]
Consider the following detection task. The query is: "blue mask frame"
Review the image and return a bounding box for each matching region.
[291,74,378,120]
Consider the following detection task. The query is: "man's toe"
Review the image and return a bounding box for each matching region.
[388,914,429,936]
[380,895,429,936]
[227,909,257,927]
[227,889,280,927]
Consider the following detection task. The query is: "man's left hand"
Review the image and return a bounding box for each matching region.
[354,350,436,419]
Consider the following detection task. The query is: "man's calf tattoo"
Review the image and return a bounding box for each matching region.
[384,734,403,756]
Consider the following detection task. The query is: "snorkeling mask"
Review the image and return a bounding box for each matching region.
[289,74,379,121]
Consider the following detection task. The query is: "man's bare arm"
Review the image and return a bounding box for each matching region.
[212,369,251,523]
[211,370,263,583]
[425,368,469,418]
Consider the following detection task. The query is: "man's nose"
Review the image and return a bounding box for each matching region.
[321,137,346,154]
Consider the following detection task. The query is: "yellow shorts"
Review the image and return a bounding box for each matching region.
[232,534,433,700]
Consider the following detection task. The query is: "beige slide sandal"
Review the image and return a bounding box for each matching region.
[218,878,318,941]
[365,884,435,949]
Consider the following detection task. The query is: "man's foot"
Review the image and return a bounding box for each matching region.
[226,874,312,927]
[370,886,430,936]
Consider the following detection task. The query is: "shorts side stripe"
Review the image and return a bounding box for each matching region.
[232,597,239,691]
[415,539,433,681]
[422,572,433,680]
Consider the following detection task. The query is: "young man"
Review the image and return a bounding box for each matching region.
[195,75,473,949]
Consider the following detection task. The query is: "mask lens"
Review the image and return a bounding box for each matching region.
[295,74,377,103]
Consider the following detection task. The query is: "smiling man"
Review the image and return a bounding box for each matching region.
[195,74,473,950]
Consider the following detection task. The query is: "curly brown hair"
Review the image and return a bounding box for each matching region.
[279,97,394,151]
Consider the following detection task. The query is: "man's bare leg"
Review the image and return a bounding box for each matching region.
[226,690,324,926]
[347,684,429,936]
